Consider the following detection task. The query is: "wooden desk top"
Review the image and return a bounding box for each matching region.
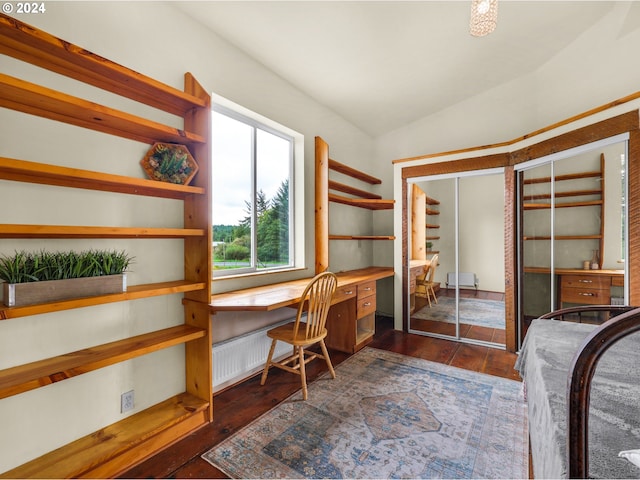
[524,266,624,276]
[209,266,394,312]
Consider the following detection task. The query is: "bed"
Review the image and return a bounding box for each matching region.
[515,305,640,478]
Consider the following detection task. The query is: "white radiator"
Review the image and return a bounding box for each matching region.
[212,320,292,392]
[446,272,479,290]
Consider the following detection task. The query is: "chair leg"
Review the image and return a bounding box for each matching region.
[426,288,432,308]
[260,339,278,386]
[430,286,438,304]
[298,346,308,400]
[319,339,336,379]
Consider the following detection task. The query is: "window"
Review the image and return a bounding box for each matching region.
[212,104,296,277]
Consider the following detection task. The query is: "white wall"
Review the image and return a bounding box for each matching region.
[0,2,375,472]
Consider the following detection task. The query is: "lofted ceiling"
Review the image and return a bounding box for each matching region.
[176,1,622,137]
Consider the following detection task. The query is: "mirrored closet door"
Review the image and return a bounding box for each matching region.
[516,135,629,346]
[408,169,506,348]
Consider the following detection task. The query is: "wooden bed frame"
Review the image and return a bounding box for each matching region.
[535,305,640,478]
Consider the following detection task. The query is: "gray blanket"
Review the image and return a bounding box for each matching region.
[515,319,640,479]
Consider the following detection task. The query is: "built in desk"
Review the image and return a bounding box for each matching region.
[524,267,624,310]
[209,266,394,353]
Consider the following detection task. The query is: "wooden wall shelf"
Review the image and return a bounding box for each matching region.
[328,180,381,199]
[522,154,605,269]
[0,14,205,116]
[328,193,394,210]
[329,158,381,184]
[524,235,602,241]
[0,325,206,400]
[0,392,209,479]
[329,235,396,240]
[524,200,603,210]
[0,74,205,146]
[315,136,395,273]
[0,157,206,199]
[522,170,601,184]
[0,13,212,478]
[0,280,206,321]
[0,225,205,239]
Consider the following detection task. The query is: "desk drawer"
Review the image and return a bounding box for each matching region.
[561,288,610,305]
[358,281,376,299]
[357,295,376,318]
[333,285,357,304]
[561,275,610,290]
[612,275,624,287]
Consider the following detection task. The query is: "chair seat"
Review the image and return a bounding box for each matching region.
[267,322,327,346]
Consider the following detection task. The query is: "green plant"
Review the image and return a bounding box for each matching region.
[147,143,196,184]
[0,250,133,284]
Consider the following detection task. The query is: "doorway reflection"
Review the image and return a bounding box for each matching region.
[408,170,506,347]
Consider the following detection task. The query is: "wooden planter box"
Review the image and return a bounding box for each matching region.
[2,274,127,307]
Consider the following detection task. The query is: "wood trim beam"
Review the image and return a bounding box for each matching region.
[511,110,638,164]
[401,152,510,179]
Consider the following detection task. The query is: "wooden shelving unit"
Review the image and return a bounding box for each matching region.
[425,195,441,253]
[314,136,394,353]
[523,153,605,268]
[315,136,395,274]
[0,14,212,478]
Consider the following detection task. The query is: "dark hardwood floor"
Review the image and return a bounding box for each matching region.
[120,315,521,479]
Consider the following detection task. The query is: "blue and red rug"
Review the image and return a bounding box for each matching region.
[202,347,527,478]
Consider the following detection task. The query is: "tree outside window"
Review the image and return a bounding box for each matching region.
[212,106,293,276]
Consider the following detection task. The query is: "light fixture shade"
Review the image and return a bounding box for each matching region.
[470,0,498,37]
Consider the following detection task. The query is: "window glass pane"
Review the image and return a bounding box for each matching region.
[212,111,253,272]
[256,128,291,269]
[211,107,295,276]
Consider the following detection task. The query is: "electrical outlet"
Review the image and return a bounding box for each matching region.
[121,390,134,413]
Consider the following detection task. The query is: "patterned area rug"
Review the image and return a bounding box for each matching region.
[202,347,527,479]
[413,296,505,329]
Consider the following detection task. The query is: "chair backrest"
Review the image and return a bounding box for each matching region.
[426,254,439,282]
[293,271,338,340]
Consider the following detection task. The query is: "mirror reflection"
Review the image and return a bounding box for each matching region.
[408,171,506,347]
[518,139,627,343]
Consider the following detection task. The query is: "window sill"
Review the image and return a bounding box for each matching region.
[212,266,309,283]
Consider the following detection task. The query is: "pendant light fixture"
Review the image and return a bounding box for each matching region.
[470,0,498,37]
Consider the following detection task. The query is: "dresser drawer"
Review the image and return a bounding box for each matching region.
[561,288,610,305]
[357,295,376,318]
[357,281,376,299]
[333,285,357,304]
[561,275,610,290]
[612,275,624,287]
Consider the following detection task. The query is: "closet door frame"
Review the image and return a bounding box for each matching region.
[514,134,630,348]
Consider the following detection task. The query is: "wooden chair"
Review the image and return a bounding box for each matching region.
[416,253,439,308]
[260,271,338,400]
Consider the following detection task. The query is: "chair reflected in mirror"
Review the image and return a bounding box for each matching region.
[416,254,439,308]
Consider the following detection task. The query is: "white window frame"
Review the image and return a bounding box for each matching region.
[211,94,305,279]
